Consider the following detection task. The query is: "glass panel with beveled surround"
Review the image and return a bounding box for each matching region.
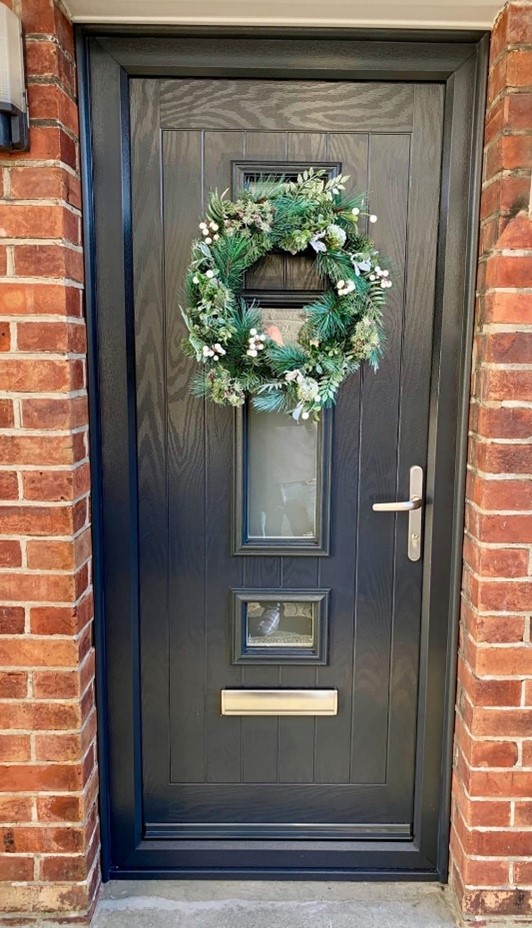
[247,406,318,541]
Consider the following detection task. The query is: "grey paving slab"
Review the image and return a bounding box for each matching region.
[92,880,458,928]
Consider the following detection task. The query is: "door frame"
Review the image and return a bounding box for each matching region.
[77,27,488,882]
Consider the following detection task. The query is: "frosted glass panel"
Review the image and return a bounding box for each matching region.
[247,407,318,539]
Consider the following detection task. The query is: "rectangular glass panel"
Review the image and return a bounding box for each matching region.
[247,406,318,540]
[245,600,315,649]
[261,305,306,345]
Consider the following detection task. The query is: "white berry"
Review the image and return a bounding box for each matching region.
[369,215,377,223]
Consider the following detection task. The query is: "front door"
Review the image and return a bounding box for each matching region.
[133,74,440,843]
[86,33,485,878]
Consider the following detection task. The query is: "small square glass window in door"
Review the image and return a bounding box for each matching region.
[232,589,329,665]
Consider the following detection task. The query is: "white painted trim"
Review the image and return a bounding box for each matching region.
[67,0,498,29]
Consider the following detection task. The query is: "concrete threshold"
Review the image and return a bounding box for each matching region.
[93,880,457,928]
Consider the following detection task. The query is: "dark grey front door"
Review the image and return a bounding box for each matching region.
[86,31,485,878]
[132,78,442,838]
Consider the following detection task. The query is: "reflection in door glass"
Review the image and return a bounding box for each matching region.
[247,407,318,539]
[246,600,315,649]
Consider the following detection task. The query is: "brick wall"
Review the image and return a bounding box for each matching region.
[0,0,99,921]
[449,0,532,919]
[0,0,530,922]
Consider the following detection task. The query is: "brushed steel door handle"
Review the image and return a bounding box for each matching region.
[371,466,424,562]
[372,496,422,512]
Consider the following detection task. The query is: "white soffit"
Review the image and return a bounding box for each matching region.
[66,0,497,30]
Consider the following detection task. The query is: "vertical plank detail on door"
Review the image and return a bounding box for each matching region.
[350,132,411,783]
[130,80,171,792]
[203,132,247,784]
[241,131,287,784]
[277,132,327,785]
[164,128,208,784]
[316,132,369,784]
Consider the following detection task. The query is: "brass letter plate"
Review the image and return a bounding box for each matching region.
[221,688,338,716]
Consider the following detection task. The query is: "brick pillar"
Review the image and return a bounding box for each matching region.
[0,0,100,921]
[450,0,532,919]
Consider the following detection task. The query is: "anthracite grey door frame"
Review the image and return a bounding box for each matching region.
[77,26,488,882]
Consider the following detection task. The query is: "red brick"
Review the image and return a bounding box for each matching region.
[34,732,83,762]
[36,795,84,823]
[480,367,532,402]
[17,321,86,353]
[466,508,532,544]
[514,862,532,886]
[0,734,31,761]
[20,0,57,34]
[0,856,34,881]
[0,245,7,276]
[0,358,83,393]
[9,167,81,208]
[13,243,83,281]
[25,40,76,97]
[485,254,532,288]
[0,472,19,501]
[470,707,532,737]
[0,540,22,568]
[28,530,91,571]
[0,824,84,854]
[23,467,86,502]
[459,888,532,917]
[0,204,78,241]
[514,802,532,826]
[0,763,83,792]
[506,2,532,43]
[0,606,25,635]
[30,593,92,636]
[21,396,88,430]
[0,571,79,604]
[470,439,532,475]
[0,671,27,698]
[27,83,79,137]
[0,400,15,428]
[464,858,509,888]
[0,637,78,667]
[467,474,532,511]
[470,740,518,768]
[463,541,529,578]
[0,797,32,823]
[0,321,10,351]
[40,853,90,882]
[475,647,532,676]
[9,126,77,170]
[507,49,532,86]
[0,283,82,316]
[472,614,526,644]
[0,504,75,536]
[481,331,532,364]
[476,580,532,612]
[33,669,81,699]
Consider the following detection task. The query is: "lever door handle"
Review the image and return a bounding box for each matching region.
[372,496,422,512]
[371,466,424,562]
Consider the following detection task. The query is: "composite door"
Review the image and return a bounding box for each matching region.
[129,76,445,872]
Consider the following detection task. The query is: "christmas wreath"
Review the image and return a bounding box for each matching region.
[181,169,392,420]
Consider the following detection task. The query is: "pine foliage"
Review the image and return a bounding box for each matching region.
[180,168,392,418]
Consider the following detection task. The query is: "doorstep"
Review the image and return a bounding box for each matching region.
[91,880,457,928]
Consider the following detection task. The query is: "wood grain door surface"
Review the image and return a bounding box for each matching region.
[130,77,444,843]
